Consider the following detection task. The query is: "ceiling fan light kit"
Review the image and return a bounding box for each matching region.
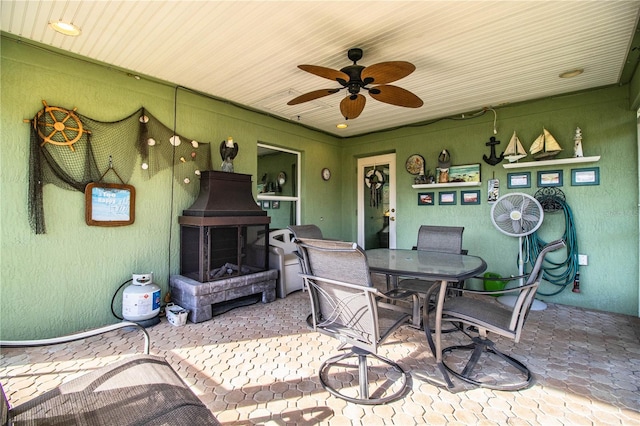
[288,48,423,120]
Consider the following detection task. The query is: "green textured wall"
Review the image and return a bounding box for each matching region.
[1,35,638,340]
[341,87,639,316]
[0,36,340,339]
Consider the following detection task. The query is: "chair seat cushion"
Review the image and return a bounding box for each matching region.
[442,297,515,338]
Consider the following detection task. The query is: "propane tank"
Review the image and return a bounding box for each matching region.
[122,273,161,321]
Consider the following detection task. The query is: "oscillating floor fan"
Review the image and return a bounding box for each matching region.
[490,192,546,310]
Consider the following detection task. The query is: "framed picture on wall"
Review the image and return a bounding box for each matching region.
[262,200,270,209]
[85,182,135,227]
[571,167,600,186]
[537,170,563,187]
[461,190,481,205]
[418,192,434,206]
[507,172,531,189]
[438,191,457,205]
[448,164,481,183]
[271,200,280,209]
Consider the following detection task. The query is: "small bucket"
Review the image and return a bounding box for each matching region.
[483,272,505,296]
[166,303,189,326]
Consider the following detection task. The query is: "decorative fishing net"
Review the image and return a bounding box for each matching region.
[28,103,211,234]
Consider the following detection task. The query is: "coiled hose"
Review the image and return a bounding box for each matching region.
[523,196,579,296]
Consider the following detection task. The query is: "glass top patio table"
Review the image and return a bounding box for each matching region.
[366,248,487,388]
[366,249,487,284]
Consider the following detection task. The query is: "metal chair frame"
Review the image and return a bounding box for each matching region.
[397,225,465,325]
[424,239,566,390]
[1,322,220,424]
[296,238,412,404]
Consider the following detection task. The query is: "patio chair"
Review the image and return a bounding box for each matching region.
[287,224,326,294]
[1,322,220,425]
[295,238,413,404]
[396,225,465,321]
[425,239,566,390]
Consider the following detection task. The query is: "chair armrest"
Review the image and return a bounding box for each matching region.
[300,273,379,295]
[269,246,285,256]
[471,273,529,282]
[448,282,539,297]
[0,322,150,355]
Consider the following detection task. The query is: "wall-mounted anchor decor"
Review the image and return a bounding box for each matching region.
[483,136,504,165]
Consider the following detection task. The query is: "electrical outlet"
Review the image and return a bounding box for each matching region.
[578,254,588,266]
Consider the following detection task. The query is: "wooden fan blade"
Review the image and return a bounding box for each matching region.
[361,61,416,85]
[298,65,350,83]
[340,94,366,120]
[369,85,423,108]
[287,89,340,105]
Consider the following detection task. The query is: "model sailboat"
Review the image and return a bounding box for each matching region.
[530,128,562,160]
[503,131,527,162]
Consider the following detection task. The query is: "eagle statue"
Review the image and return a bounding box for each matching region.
[220,137,238,172]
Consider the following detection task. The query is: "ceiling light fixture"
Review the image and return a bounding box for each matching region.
[336,123,348,129]
[559,69,584,78]
[49,21,81,36]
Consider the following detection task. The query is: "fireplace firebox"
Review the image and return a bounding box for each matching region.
[170,171,277,323]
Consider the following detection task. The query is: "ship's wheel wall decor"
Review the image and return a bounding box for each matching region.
[25,100,211,234]
[30,100,91,151]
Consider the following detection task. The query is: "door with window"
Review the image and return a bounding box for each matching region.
[357,153,396,249]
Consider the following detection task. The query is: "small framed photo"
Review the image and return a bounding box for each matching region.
[461,190,481,205]
[448,163,481,183]
[271,200,280,209]
[537,170,563,187]
[438,191,457,205]
[571,167,600,186]
[418,192,435,206]
[507,172,531,189]
[262,200,270,209]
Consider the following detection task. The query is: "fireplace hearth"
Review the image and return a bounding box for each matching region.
[170,171,277,323]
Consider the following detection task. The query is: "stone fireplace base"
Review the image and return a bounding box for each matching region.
[169,270,278,323]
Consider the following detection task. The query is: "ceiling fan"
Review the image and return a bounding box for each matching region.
[287,48,423,120]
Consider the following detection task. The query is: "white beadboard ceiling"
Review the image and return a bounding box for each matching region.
[2,1,640,137]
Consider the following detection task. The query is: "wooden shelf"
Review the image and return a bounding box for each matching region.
[257,194,297,201]
[411,181,482,189]
[502,155,600,169]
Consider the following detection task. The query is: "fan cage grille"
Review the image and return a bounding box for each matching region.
[491,193,544,237]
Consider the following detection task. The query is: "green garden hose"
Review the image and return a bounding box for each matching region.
[524,196,579,296]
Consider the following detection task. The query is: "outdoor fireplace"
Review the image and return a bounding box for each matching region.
[170,171,277,323]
